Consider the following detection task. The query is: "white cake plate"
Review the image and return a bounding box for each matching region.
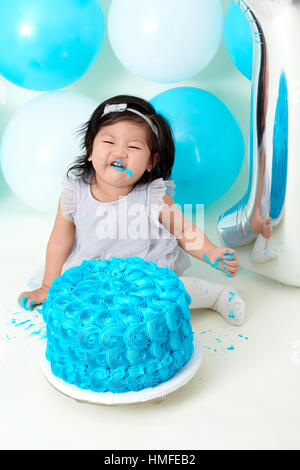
[41,335,202,405]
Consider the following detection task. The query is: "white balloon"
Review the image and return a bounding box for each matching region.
[0,91,97,213]
[108,0,223,83]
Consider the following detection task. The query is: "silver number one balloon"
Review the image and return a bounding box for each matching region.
[217,0,300,287]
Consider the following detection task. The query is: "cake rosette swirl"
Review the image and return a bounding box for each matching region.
[42,256,194,393]
[90,367,110,392]
[78,326,101,350]
[144,310,169,343]
[124,323,149,349]
[100,324,126,351]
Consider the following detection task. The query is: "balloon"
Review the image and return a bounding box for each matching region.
[0,92,97,213]
[108,0,223,83]
[150,87,244,205]
[0,0,105,91]
[224,1,253,80]
[217,0,300,287]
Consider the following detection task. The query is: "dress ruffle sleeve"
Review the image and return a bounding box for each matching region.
[60,176,77,221]
[148,177,176,229]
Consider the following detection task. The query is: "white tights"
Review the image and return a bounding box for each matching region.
[179,276,245,326]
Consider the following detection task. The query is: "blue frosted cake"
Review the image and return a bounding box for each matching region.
[42,256,194,393]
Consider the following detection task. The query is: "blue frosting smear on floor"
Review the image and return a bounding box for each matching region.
[2,307,46,343]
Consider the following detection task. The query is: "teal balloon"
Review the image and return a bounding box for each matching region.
[224,1,253,80]
[150,87,244,205]
[0,0,105,91]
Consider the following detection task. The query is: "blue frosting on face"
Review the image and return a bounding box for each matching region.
[42,256,194,393]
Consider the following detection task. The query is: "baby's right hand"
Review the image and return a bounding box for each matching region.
[18,285,50,311]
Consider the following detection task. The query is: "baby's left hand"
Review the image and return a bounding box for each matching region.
[203,247,239,278]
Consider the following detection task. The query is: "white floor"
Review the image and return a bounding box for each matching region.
[1,190,300,450]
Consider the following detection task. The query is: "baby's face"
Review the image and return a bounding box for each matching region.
[88,120,158,187]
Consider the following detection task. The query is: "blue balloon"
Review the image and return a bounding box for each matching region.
[0,0,105,91]
[224,1,253,80]
[150,87,244,205]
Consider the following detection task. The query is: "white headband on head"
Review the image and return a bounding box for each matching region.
[101,103,159,138]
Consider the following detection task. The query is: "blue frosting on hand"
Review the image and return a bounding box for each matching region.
[42,256,194,393]
[203,254,224,274]
[20,296,36,311]
[203,253,233,278]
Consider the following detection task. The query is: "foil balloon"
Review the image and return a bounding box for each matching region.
[217,0,300,286]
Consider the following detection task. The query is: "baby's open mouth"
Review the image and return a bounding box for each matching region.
[110,160,126,169]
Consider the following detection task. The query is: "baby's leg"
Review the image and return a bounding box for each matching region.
[179,276,245,326]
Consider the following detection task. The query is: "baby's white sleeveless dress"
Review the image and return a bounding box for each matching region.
[59,175,191,276]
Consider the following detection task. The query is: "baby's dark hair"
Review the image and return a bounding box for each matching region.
[67,94,175,188]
